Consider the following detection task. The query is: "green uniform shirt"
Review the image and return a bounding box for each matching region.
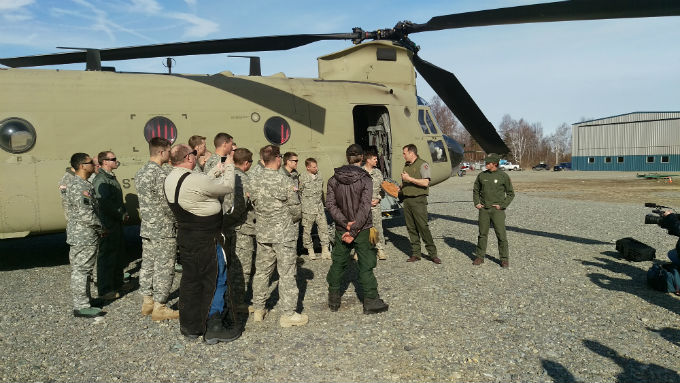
[473,169,515,209]
[92,169,127,229]
[401,157,431,197]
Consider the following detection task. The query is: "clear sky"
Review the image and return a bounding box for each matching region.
[1,0,678,134]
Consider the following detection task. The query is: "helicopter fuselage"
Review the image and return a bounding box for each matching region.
[0,41,462,238]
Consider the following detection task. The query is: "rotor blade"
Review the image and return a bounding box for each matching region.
[0,33,356,68]
[413,55,509,154]
[408,0,680,33]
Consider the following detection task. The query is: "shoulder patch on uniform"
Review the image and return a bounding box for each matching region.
[423,163,429,169]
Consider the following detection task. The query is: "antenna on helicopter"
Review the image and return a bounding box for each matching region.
[228,55,261,76]
[163,57,176,74]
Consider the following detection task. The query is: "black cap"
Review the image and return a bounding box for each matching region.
[346,144,363,157]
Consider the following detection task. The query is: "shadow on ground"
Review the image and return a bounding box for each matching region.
[583,252,680,316]
[541,339,680,383]
[0,225,142,271]
[430,213,609,245]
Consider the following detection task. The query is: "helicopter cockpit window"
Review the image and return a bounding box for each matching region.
[417,110,429,134]
[428,140,448,163]
[144,116,177,144]
[425,112,438,134]
[263,116,291,145]
[0,117,36,154]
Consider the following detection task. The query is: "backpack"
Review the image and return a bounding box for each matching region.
[647,263,680,295]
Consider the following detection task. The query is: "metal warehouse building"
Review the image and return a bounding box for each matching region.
[572,112,680,171]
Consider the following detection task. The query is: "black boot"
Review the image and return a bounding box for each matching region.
[204,312,241,345]
[328,291,341,312]
[363,297,389,314]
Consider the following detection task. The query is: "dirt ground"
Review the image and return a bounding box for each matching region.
[483,170,680,207]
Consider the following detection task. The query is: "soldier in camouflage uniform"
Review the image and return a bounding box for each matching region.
[222,148,257,313]
[280,151,300,189]
[135,137,179,321]
[299,158,330,260]
[189,135,210,173]
[64,153,103,318]
[59,167,77,219]
[249,145,308,328]
[204,132,234,173]
[363,148,387,260]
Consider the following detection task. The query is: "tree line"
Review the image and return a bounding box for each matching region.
[429,96,572,169]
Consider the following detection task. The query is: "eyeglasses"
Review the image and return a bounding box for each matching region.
[185,150,198,159]
[103,157,117,162]
[82,161,94,165]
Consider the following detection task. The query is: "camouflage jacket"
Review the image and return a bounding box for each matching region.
[92,169,127,229]
[250,167,301,243]
[233,168,256,235]
[58,168,77,220]
[298,170,324,213]
[65,175,101,246]
[279,167,300,190]
[203,153,222,174]
[135,161,176,239]
[363,166,384,201]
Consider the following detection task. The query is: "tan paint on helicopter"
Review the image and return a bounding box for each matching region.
[0,41,453,238]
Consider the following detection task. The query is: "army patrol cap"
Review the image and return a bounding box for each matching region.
[484,153,501,164]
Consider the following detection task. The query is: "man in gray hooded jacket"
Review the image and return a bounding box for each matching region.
[325,144,388,315]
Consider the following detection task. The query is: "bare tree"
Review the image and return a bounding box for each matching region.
[548,123,572,164]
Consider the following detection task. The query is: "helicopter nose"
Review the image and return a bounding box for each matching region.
[442,134,464,173]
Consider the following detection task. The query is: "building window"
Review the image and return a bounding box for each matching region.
[263,116,291,145]
[617,157,624,163]
[647,156,655,163]
[588,157,594,164]
[661,156,669,163]
[0,117,37,154]
[604,157,611,163]
[144,116,177,143]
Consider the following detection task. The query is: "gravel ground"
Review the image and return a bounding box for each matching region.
[1,171,679,382]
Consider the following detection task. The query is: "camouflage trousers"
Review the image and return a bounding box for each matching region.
[251,240,298,315]
[370,205,385,250]
[301,204,329,249]
[139,237,177,303]
[228,231,256,306]
[69,244,98,310]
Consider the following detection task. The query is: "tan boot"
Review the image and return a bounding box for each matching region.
[280,312,309,328]
[253,308,267,322]
[141,295,154,316]
[151,302,179,321]
[321,246,332,260]
[377,249,387,260]
[307,248,319,260]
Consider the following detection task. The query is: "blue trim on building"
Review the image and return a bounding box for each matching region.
[573,155,680,171]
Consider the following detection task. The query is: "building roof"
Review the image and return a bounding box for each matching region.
[573,111,680,127]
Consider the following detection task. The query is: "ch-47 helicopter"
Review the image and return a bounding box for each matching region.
[0,1,678,239]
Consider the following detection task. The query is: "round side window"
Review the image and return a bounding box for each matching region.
[0,117,37,154]
[144,116,177,143]
[263,116,291,145]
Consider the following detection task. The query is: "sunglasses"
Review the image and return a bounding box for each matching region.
[103,157,117,162]
[185,149,198,158]
[289,159,298,162]
[82,161,94,165]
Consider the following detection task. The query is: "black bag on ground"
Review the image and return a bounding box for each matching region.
[615,237,655,261]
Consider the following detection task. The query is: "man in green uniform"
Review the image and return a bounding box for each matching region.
[93,151,128,300]
[400,144,440,264]
[473,153,515,268]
